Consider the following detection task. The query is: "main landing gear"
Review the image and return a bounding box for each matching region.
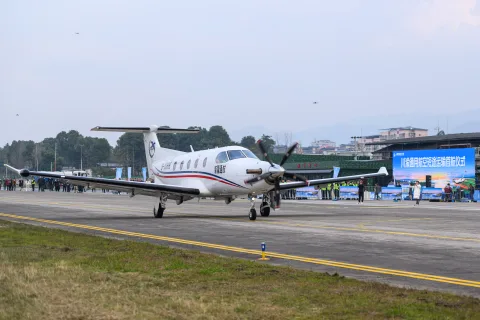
[154,194,168,218]
[248,193,272,220]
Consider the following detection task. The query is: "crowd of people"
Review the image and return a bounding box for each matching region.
[0,177,100,193]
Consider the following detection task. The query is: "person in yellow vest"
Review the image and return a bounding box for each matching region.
[334,182,340,200]
[321,185,327,200]
[31,178,36,192]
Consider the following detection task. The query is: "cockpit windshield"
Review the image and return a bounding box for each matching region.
[227,150,246,160]
[215,151,229,163]
[241,149,259,159]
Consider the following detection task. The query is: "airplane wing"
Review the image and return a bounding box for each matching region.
[279,167,388,190]
[4,165,200,198]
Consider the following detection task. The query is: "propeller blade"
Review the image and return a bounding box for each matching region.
[280,142,298,166]
[244,172,272,185]
[257,140,273,166]
[274,180,281,209]
[284,171,309,184]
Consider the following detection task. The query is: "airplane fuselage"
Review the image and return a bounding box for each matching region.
[150,146,275,198]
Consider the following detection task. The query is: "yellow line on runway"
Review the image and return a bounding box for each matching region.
[1,212,480,289]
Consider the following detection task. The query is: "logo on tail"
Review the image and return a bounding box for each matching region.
[149,141,156,158]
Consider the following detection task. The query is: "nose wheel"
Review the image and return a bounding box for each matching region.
[249,208,257,220]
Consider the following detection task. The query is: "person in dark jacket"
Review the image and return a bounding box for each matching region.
[374,183,381,200]
[358,179,365,204]
[469,184,475,201]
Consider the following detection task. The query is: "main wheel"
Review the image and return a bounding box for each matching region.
[154,207,165,218]
[249,208,257,221]
[260,205,270,217]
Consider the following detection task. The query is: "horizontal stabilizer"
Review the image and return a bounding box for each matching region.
[91,125,200,134]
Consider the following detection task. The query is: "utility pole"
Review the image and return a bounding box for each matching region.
[132,145,135,176]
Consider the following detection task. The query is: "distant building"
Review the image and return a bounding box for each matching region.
[293,139,337,155]
[273,145,288,154]
[97,162,122,168]
[310,139,336,149]
[357,135,382,153]
[379,127,428,140]
[354,127,429,156]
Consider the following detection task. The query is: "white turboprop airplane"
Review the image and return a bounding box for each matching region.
[5,126,388,220]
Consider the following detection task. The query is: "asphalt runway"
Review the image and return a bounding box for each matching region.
[1,190,479,297]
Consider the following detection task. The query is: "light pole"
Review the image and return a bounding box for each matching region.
[350,136,362,160]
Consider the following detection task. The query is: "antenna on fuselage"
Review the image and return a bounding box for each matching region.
[190,145,194,152]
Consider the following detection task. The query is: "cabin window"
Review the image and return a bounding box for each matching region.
[194,158,199,168]
[227,150,246,160]
[242,149,259,159]
[215,151,229,164]
[203,157,208,167]
[187,160,191,169]
[173,162,177,171]
[180,161,184,170]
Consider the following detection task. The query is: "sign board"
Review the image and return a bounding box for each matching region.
[339,186,358,199]
[381,187,402,200]
[295,186,318,199]
[421,188,443,200]
[393,148,475,190]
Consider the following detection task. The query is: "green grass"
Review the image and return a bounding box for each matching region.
[0,219,479,320]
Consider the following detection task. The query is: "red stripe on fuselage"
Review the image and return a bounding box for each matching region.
[154,173,238,188]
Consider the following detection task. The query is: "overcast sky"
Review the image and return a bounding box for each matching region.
[1,0,480,148]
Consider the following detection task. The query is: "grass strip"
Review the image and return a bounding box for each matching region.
[0,220,479,320]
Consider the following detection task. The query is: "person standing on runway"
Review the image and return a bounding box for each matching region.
[358,179,365,204]
[413,181,422,206]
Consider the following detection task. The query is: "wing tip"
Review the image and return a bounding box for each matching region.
[378,167,388,176]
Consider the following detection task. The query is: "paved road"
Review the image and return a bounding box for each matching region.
[0,191,479,297]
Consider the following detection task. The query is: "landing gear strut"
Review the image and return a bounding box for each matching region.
[249,196,257,220]
[154,193,168,218]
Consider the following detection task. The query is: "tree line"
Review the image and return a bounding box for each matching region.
[0,126,276,176]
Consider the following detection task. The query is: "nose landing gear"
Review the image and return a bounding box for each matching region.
[248,193,273,220]
[248,195,257,220]
[249,208,257,220]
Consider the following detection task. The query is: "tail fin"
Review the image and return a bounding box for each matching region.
[91,125,199,178]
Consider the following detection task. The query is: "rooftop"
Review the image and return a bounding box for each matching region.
[380,126,428,131]
[366,132,480,146]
